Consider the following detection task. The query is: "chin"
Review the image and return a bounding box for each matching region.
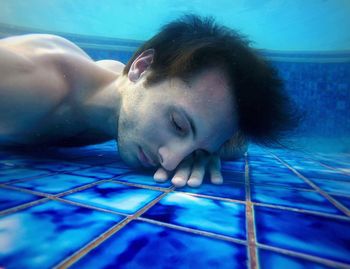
[117,142,141,168]
[118,149,138,168]
[118,144,156,171]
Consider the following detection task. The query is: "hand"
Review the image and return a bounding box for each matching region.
[153,150,223,188]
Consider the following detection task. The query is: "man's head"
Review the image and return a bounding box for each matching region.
[117,14,302,169]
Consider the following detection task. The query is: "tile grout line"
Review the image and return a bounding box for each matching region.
[52,197,130,217]
[55,218,135,269]
[109,178,172,192]
[328,192,350,199]
[0,184,56,198]
[3,188,248,247]
[55,190,172,268]
[265,145,350,176]
[171,189,247,204]
[2,178,348,221]
[253,202,350,221]
[248,181,327,192]
[245,152,259,269]
[2,147,349,267]
[0,197,50,216]
[269,152,350,217]
[301,151,350,176]
[4,191,348,268]
[0,178,158,216]
[0,171,61,185]
[137,217,247,245]
[257,244,350,269]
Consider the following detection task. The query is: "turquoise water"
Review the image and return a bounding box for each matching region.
[0,0,349,51]
[1,0,349,152]
[0,1,349,268]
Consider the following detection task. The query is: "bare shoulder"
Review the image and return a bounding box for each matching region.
[0,34,91,59]
[96,59,125,74]
[0,34,99,79]
[0,34,99,141]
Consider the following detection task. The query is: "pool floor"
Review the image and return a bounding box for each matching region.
[0,141,349,268]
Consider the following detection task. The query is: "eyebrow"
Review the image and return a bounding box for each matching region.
[179,107,197,140]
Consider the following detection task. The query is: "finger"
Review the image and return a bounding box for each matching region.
[187,151,209,187]
[208,155,223,185]
[153,167,171,182]
[171,156,193,187]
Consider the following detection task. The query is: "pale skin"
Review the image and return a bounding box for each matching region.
[0,34,247,187]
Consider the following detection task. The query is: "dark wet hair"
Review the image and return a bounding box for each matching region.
[124,14,305,149]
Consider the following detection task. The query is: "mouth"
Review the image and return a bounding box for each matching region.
[138,146,156,168]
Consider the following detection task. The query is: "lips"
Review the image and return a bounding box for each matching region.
[138,146,156,168]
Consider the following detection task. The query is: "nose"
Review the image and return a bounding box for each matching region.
[158,143,194,171]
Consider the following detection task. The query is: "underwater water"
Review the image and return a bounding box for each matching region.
[0,1,349,268]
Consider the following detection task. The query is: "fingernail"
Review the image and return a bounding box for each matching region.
[188,180,200,188]
[172,177,186,187]
[154,170,166,178]
[212,178,223,184]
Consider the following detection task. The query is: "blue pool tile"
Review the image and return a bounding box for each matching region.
[251,185,342,215]
[11,174,99,194]
[310,178,350,196]
[255,205,350,264]
[31,159,89,172]
[249,160,286,169]
[0,188,42,211]
[220,170,246,183]
[336,167,349,174]
[65,166,131,179]
[104,159,135,169]
[221,160,246,172]
[72,156,116,166]
[142,192,246,239]
[314,153,350,163]
[299,169,350,181]
[250,166,292,177]
[258,248,333,269]
[312,157,350,170]
[62,182,162,214]
[179,181,245,201]
[248,154,286,163]
[284,161,329,173]
[0,200,124,269]
[0,156,43,167]
[250,170,311,189]
[0,167,52,183]
[116,172,172,187]
[250,165,291,174]
[332,195,350,210]
[71,220,248,269]
[45,147,101,159]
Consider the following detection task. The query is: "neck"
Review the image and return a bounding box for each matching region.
[82,78,123,140]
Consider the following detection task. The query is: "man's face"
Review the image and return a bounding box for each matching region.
[117,67,237,171]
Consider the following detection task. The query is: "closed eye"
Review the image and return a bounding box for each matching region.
[171,113,186,135]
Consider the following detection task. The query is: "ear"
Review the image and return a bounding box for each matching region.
[128,49,155,82]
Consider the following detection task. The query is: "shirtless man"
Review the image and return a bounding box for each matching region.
[0,15,300,187]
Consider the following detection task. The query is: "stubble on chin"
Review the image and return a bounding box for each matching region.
[117,135,139,168]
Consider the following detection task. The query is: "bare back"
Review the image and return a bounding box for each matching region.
[0,34,123,147]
